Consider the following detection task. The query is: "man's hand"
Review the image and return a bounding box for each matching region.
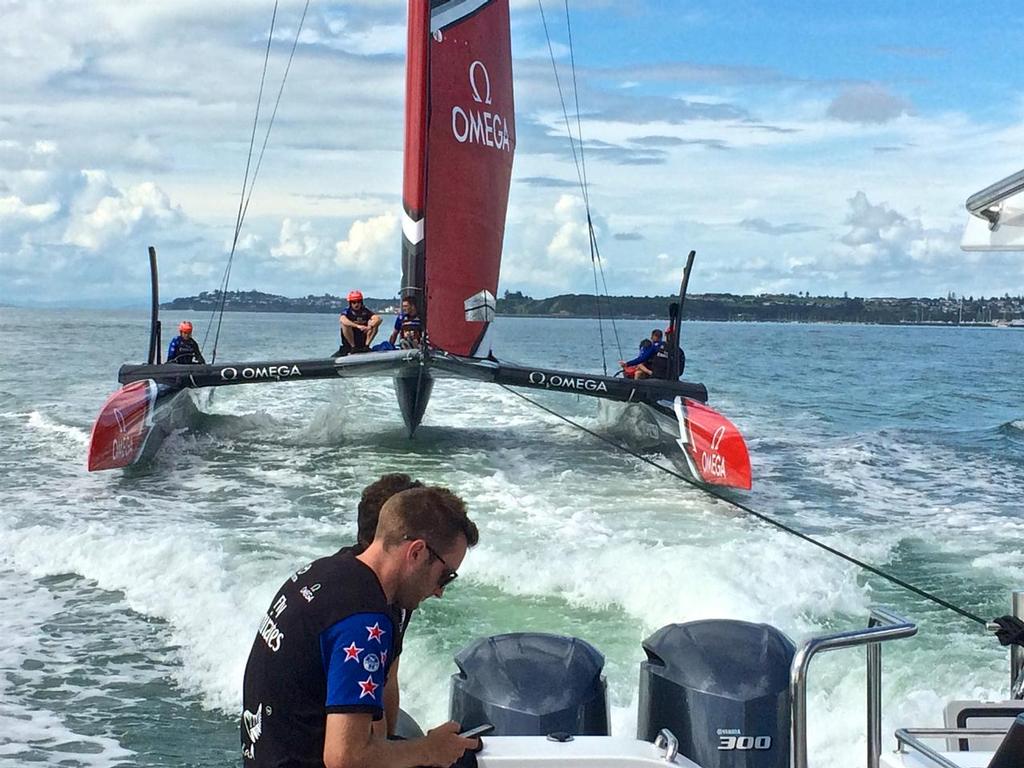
[617,360,626,368]
[993,616,1024,647]
[422,721,478,767]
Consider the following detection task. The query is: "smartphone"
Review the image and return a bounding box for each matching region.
[459,723,495,739]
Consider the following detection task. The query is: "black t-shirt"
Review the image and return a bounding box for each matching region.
[337,544,413,655]
[241,550,397,767]
[341,306,376,348]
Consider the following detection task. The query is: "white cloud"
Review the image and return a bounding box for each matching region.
[334,212,399,273]
[546,194,594,269]
[63,172,181,251]
[0,195,60,223]
[827,84,914,124]
[270,218,329,272]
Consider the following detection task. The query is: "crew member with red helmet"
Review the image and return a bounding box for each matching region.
[166,321,206,364]
[338,290,381,355]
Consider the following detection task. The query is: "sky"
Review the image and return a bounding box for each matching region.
[1,0,1023,307]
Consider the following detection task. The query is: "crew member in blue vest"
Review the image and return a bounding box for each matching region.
[339,290,381,355]
[389,297,424,349]
[166,321,206,364]
[619,329,664,379]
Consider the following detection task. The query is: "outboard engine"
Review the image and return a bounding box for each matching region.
[450,633,609,736]
[638,620,795,768]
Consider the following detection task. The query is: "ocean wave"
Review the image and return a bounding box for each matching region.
[25,410,89,445]
[999,419,1024,436]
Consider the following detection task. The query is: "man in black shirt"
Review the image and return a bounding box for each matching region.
[338,290,381,354]
[241,486,479,767]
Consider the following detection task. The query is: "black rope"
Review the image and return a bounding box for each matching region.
[205,1,280,359]
[564,2,623,363]
[208,0,310,363]
[539,1,623,367]
[499,384,989,628]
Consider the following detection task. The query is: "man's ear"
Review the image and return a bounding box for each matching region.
[404,538,425,565]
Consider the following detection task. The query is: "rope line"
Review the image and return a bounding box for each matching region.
[204,1,280,358]
[538,1,623,368]
[208,0,310,363]
[499,384,989,627]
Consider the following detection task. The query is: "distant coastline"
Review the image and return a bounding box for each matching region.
[162,289,1024,327]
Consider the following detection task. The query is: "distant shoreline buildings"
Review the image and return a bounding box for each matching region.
[163,289,1024,326]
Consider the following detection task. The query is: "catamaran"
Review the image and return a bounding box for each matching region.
[86,0,752,490]
[88,1,1024,765]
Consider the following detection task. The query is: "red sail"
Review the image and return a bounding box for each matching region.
[402,0,515,356]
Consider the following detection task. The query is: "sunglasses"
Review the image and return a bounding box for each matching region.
[408,537,458,588]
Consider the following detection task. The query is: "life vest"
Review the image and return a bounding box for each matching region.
[650,342,670,378]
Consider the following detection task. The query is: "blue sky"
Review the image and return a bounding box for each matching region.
[0,0,1022,307]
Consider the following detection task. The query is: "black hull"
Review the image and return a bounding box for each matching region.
[394,365,434,436]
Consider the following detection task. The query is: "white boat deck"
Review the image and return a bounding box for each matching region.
[881,751,992,768]
[476,736,699,767]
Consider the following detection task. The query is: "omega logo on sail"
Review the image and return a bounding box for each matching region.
[451,60,512,153]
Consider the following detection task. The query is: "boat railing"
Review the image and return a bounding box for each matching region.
[893,727,1007,768]
[966,167,1024,227]
[790,606,918,768]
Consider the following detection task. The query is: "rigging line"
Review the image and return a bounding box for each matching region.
[213,0,311,363]
[591,229,623,359]
[588,217,608,375]
[497,384,989,628]
[537,1,586,203]
[236,0,311,242]
[563,0,590,206]
[204,0,280,358]
[539,1,611,363]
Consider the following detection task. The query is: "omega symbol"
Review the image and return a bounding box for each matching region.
[469,61,492,105]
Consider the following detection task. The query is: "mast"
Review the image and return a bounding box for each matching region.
[401,1,431,312]
[401,0,516,357]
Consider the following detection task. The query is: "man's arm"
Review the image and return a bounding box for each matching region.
[383,657,400,736]
[368,312,382,329]
[624,345,657,367]
[340,314,358,329]
[323,712,475,768]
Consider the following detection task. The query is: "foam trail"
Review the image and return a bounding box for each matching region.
[0,570,135,767]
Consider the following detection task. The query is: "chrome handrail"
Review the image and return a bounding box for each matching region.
[894,727,1008,768]
[655,729,679,763]
[966,168,1024,227]
[790,607,917,768]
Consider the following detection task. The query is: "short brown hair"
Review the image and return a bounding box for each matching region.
[357,473,424,548]
[377,486,479,551]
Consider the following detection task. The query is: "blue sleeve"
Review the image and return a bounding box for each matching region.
[394,314,403,330]
[626,345,657,366]
[320,612,394,714]
[167,337,180,361]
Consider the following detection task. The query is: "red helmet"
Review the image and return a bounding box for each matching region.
[179,321,193,333]
[347,290,363,302]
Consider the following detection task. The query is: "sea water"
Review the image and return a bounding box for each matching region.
[0,307,1022,767]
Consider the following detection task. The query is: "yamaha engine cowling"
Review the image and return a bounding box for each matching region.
[450,633,609,736]
[638,620,795,768]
